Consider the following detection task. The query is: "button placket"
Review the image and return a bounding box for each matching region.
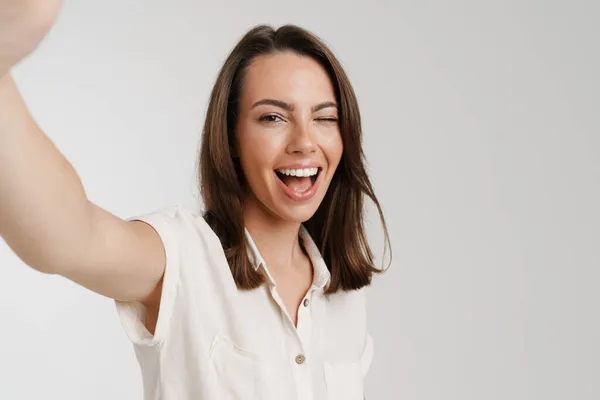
[296,289,315,348]
[292,351,313,400]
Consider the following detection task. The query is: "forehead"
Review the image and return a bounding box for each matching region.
[241,51,336,104]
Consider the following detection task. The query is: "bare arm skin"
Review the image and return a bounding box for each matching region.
[0,1,166,324]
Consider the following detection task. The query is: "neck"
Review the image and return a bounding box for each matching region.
[243,197,304,271]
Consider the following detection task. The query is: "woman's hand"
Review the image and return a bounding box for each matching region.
[0,0,62,75]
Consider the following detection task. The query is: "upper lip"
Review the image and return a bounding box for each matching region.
[274,163,323,170]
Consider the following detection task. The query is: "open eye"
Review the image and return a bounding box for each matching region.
[259,114,284,123]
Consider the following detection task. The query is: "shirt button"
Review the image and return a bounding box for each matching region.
[295,354,306,365]
[303,298,310,307]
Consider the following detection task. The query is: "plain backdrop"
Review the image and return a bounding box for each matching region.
[1,0,598,399]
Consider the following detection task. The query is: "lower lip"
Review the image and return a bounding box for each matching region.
[274,169,324,201]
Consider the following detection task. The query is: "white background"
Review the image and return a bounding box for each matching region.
[1,0,598,399]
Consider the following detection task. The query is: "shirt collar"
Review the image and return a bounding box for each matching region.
[244,227,265,271]
[244,225,331,289]
[299,225,331,289]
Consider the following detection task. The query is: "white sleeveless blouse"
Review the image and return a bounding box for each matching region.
[115,205,373,400]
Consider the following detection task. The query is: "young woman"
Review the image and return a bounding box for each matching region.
[0,2,391,399]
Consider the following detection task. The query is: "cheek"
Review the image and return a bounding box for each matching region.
[238,129,282,181]
[320,130,344,167]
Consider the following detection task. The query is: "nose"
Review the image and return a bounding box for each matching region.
[286,121,317,155]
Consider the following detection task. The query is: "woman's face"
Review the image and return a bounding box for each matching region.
[235,51,343,223]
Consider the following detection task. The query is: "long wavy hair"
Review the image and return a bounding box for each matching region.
[199,24,391,294]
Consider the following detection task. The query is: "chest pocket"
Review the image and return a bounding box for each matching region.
[208,334,287,400]
[323,334,373,400]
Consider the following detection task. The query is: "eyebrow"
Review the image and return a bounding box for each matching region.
[250,99,338,113]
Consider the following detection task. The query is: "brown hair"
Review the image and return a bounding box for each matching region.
[199,24,391,294]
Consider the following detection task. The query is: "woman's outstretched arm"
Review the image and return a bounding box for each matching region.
[0,1,165,310]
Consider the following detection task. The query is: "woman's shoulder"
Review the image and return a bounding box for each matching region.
[127,204,217,248]
[325,286,370,310]
[131,204,207,224]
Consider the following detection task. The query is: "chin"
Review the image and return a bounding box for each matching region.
[272,203,320,224]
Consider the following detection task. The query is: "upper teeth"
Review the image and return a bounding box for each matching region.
[277,167,319,177]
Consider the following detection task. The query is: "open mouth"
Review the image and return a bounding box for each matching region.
[274,167,322,199]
